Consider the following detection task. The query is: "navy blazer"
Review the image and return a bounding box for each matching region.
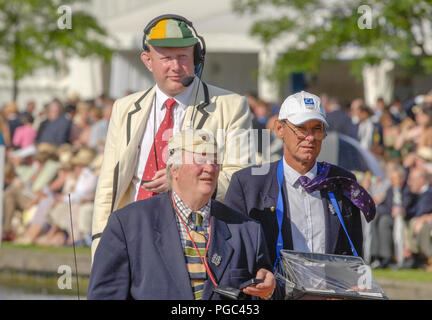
[87,192,273,300]
[376,184,415,217]
[224,161,364,266]
[409,186,432,219]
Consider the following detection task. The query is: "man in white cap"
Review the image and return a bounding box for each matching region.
[225,91,376,269]
[88,130,276,300]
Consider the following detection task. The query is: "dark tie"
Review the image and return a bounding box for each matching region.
[298,175,311,188]
[137,98,176,200]
[185,212,207,300]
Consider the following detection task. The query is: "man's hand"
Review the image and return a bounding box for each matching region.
[242,268,275,300]
[141,169,169,194]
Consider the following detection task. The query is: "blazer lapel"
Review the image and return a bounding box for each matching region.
[322,191,341,254]
[115,88,155,209]
[126,87,153,146]
[267,161,294,251]
[202,212,233,300]
[153,193,193,299]
[258,161,279,209]
[182,80,211,130]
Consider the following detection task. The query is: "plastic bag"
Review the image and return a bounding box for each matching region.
[275,250,388,300]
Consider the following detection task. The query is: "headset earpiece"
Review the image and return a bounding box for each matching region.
[193,43,204,67]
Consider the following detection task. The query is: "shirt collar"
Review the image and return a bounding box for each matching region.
[283,157,317,187]
[155,77,196,111]
[172,191,211,223]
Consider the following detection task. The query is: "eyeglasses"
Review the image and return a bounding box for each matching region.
[282,120,327,140]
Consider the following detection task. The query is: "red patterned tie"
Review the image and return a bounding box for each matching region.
[137,98,177,200]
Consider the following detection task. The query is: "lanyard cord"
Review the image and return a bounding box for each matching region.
[171,193,218,287]
[316,163,358,256]
[274,159,285,271]
[274,160,358,271]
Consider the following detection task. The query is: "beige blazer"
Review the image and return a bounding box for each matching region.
[91,80,255,257]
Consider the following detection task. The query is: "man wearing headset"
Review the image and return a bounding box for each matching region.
[91,15,254,257]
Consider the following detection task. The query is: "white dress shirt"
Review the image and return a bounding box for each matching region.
[132,79,196,201]
[283,158,326,253]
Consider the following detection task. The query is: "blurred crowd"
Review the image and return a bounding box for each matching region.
[1,94,113,247]
[2,88,432,271]
[246,89,432,271]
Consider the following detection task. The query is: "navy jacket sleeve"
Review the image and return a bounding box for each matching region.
[415,190,432,218]
[224,171,248,216]
[87,212,131,300]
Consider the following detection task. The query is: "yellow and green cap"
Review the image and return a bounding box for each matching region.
[146,18,198,48]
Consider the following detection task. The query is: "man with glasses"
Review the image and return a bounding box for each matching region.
[225,91,375,268]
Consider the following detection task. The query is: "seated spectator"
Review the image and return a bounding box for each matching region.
[22,100,36,118]
[2,143,59,241]
[266,114,284,162]
[403,165,432,268]
[69,101,91,147]
[324,96,358,139]
[35,148,98,247]
[88,103,112,150]
[371,97,386,124]
[380,110,401,160]
[357,105,376,150]
[14,144,75,245]
[36,99,72,145]
[349,97,365,125]
[12,113,37,149]
[389,98,404,124]
[417,220,432,271]
[370,163,410,268]
[251,99,272,161]
[414,106,432,150]
[0,112,11,147]
[395,105,432,157]
[3,102,23,145]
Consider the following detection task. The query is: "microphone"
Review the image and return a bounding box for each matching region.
[182,76,194,87]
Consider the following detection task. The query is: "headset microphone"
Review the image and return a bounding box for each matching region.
[182,76,195,87]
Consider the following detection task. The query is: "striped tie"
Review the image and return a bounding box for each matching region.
[185,212,207,300]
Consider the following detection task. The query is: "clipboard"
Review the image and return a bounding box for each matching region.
[275,250,389,300]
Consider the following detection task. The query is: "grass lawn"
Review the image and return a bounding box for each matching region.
[373,268,432,283]
[0,242,91,255]
[2,242,431,297]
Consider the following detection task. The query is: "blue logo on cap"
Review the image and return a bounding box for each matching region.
[304,98,315,109]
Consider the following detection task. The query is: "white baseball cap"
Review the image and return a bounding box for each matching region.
[278,91,328,127]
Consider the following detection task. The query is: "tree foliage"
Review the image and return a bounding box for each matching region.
[233,0,432,82]
[0,0,113,100]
